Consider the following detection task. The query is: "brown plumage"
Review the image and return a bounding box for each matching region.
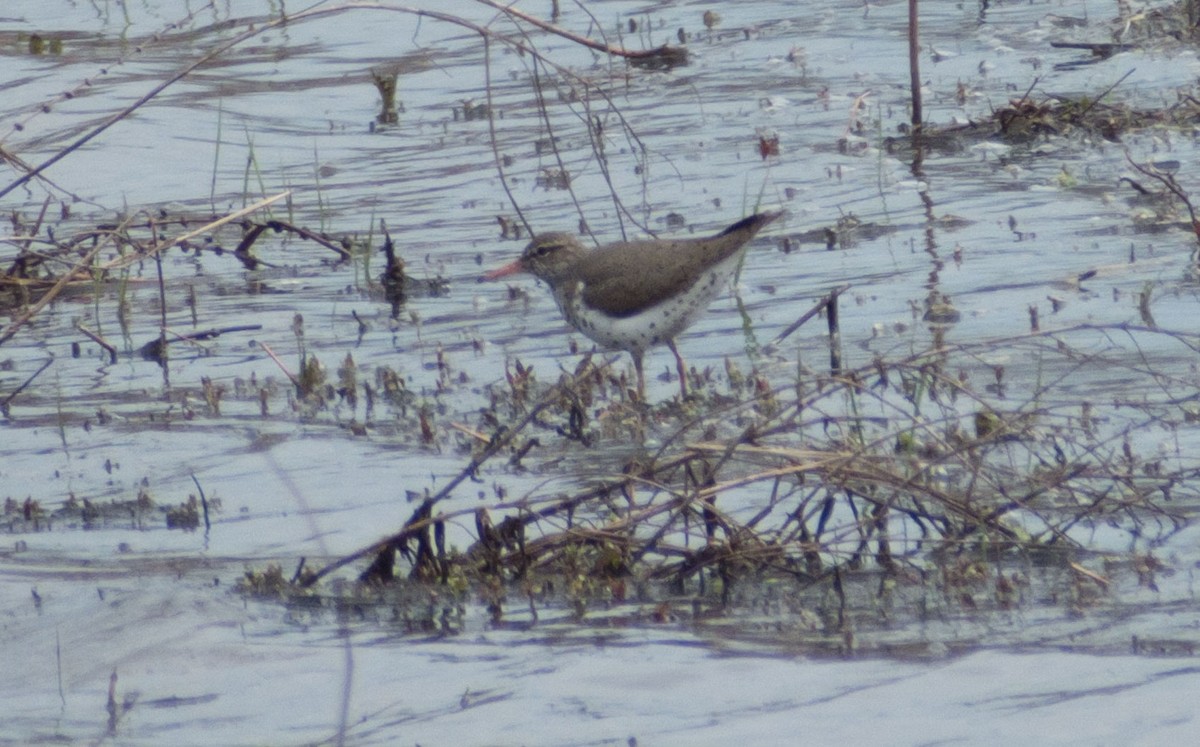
[486,211,782,399]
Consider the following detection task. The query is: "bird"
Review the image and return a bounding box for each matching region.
[484,211,782,399]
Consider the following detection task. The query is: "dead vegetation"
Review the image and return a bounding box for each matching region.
[260,312,1199,637]
[4,2,1200,640]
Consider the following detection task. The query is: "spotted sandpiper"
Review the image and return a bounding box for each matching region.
[484,211,782,398]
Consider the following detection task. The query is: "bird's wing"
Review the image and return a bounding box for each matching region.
[573,238,734,317]
[574,213,781,318]
[573,241,701,317]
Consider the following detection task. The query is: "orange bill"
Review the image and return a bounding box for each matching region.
[483,260,525,280]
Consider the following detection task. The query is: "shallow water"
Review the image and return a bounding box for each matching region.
[3,0,1200,743]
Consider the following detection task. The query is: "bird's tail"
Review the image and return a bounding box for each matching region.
[718,211,783,238]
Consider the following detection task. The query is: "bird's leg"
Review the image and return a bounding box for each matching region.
[632,351,646,401]
[667,340,689,399]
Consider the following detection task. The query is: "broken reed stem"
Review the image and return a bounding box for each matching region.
[190,472,212,535]
[826,288,841,374]
[765,284,847,352]
[74,323,117,364]
[0,357,53,409]
[908,0,922,129]
[153,229,170,389]
[259,342,302,390]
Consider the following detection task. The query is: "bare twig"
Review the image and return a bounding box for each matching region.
[764,285,848,352]
[75,323,118,364]
[0,357,53,409]
[473,0,686,64]
[259,342,302,390]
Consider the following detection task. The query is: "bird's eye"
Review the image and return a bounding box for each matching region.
[536,244,557,256]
